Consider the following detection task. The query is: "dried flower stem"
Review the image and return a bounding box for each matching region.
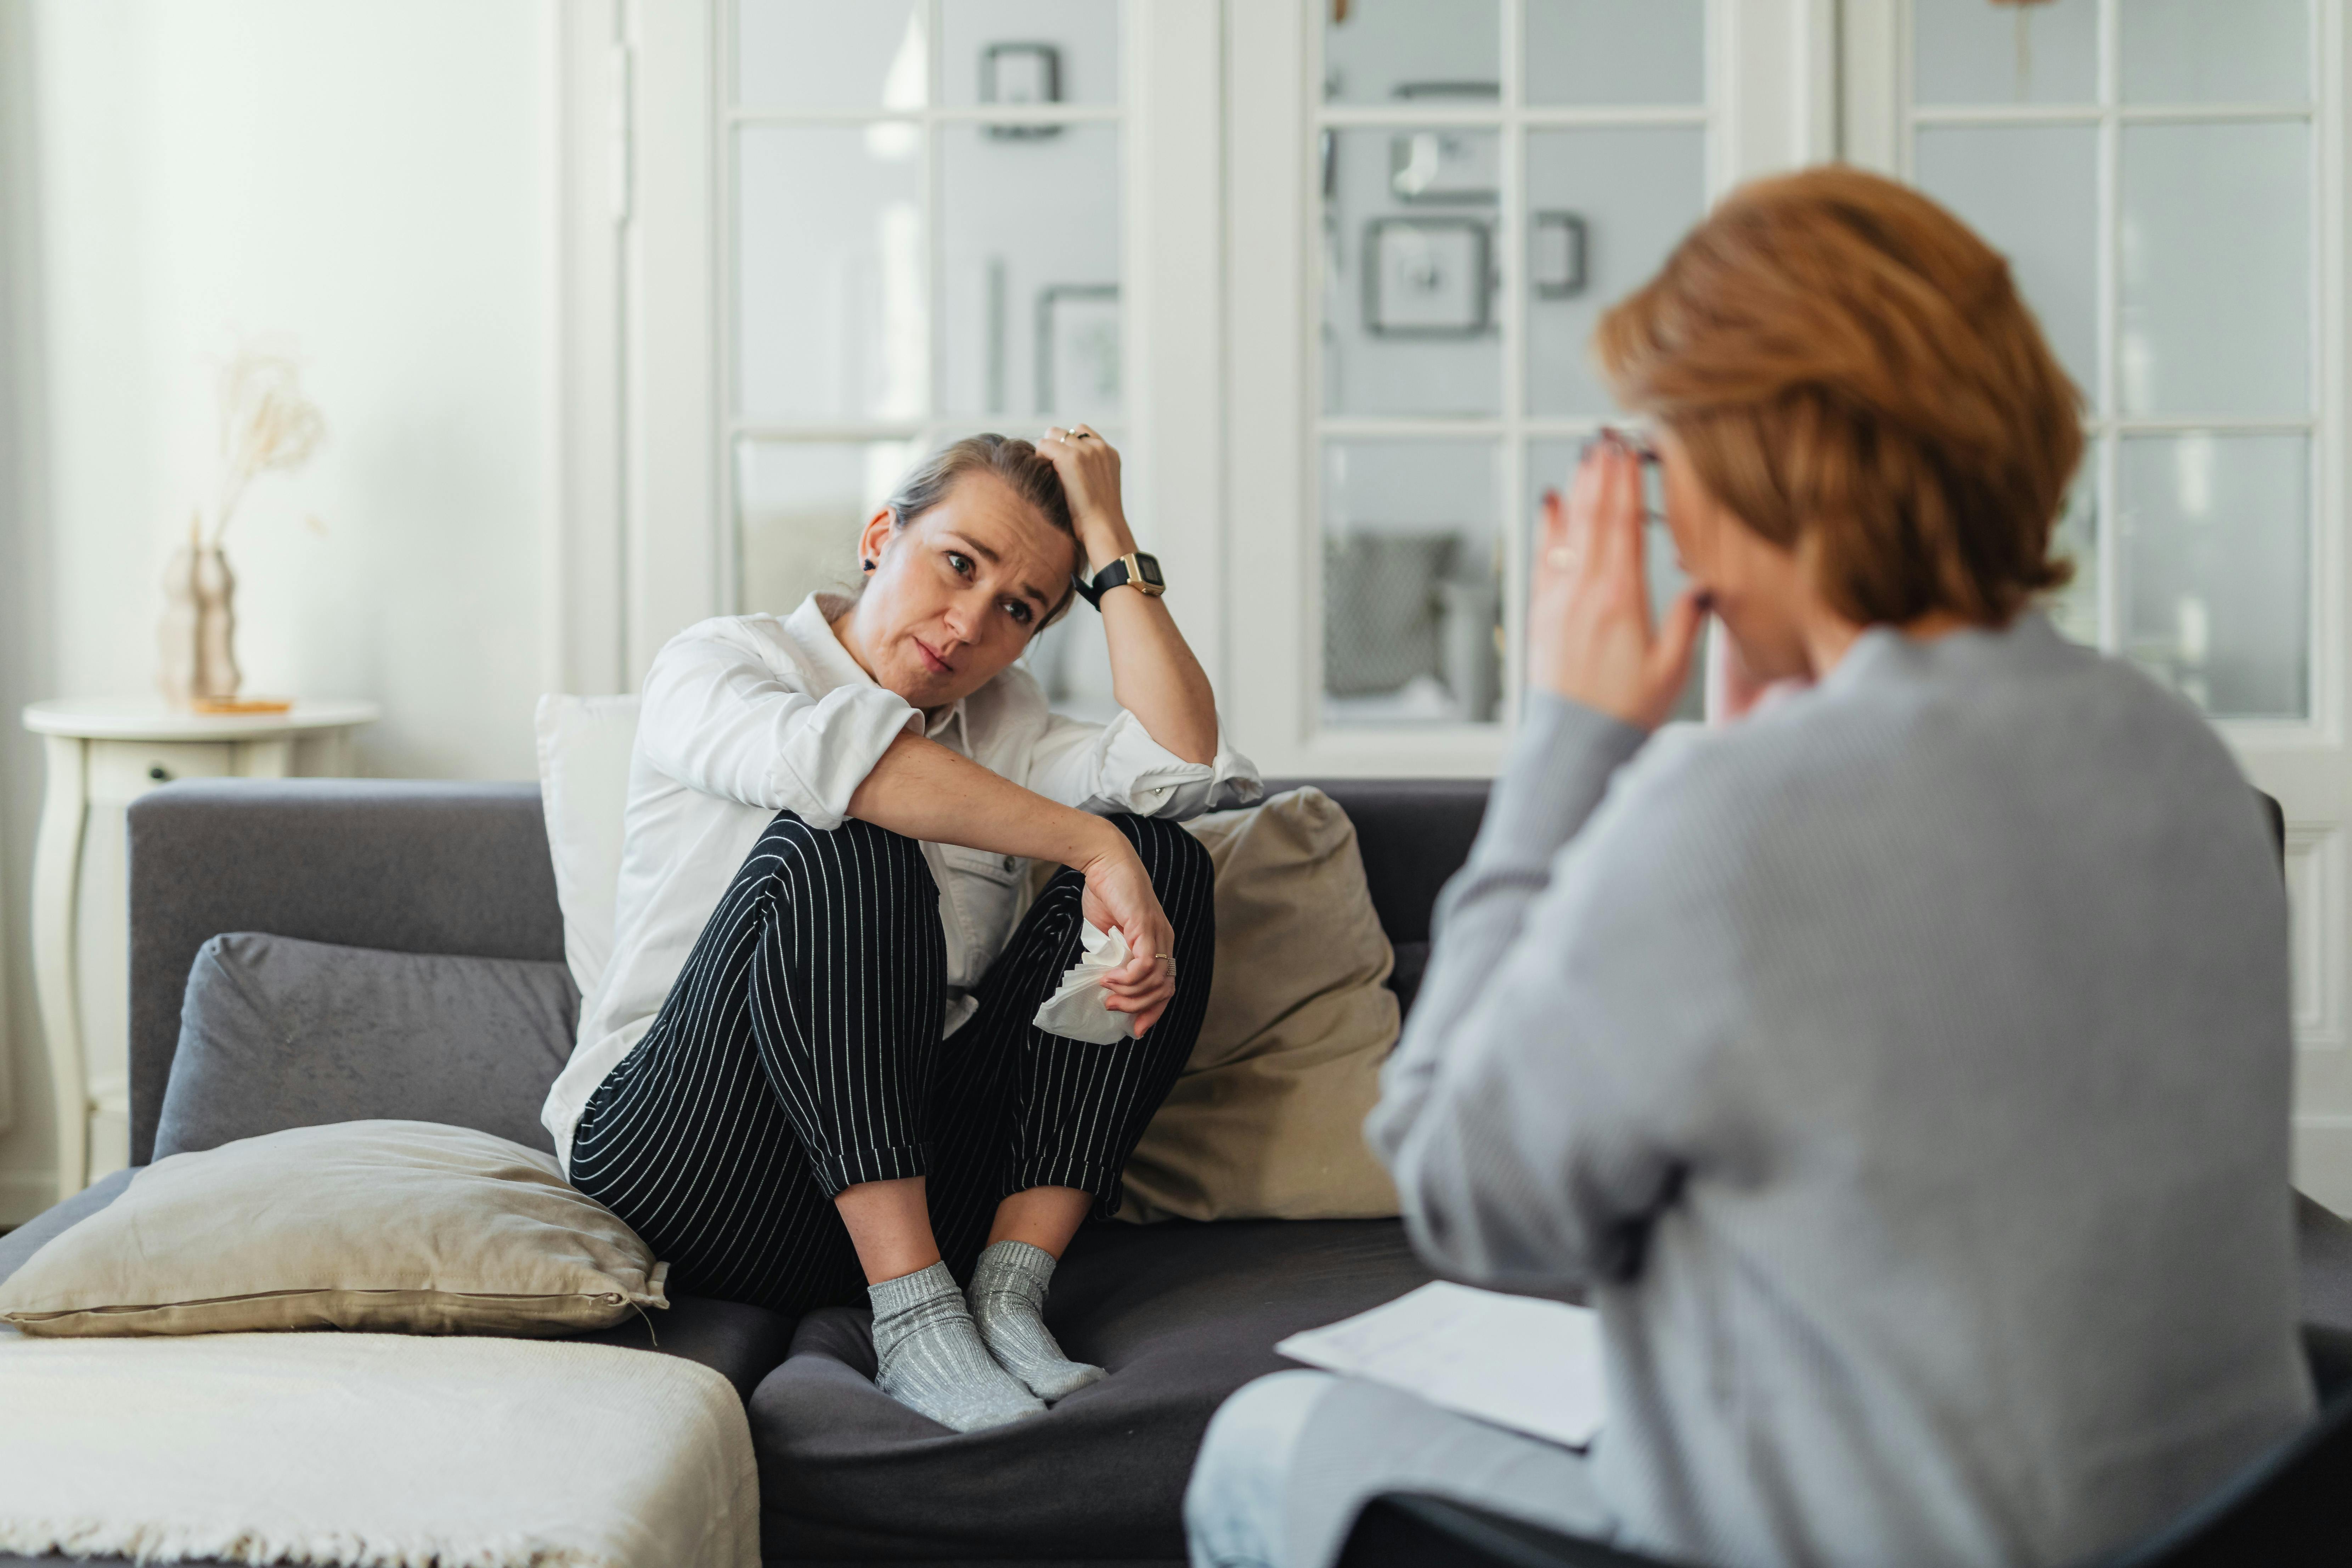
[208,349,326,548]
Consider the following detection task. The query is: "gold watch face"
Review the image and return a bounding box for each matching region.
[1134,553,1165,592]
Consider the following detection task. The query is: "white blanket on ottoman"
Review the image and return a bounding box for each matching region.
[0,1330,759,1568]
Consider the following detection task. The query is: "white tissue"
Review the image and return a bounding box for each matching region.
[1032,920,1140,1044]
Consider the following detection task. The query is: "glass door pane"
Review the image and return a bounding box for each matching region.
[2120,120,2311,418]
[2121,0,2311,104]
[1914,124,2099,398]
[2120,434,2309,717]
[738,439,919,616]
[1912,0,2097,106]
[1524,126,1706,417]
[939,122,1123,421]
[738,0,925,111]
[1526,0,1703,106]
[939,0,1122,107]
[1322,439,1502,726]
[1323,0,1501,104]
[738,126,928,422]
[1323,126,1503,416]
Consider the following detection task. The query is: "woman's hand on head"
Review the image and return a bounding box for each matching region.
[1072,828,1178,1035]
[1528,434,1706,731]
[1038,425,1134,570]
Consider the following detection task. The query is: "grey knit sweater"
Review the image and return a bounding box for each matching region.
[1367,614,2315,1568]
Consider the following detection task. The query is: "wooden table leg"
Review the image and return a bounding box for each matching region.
[30,734,90,1202]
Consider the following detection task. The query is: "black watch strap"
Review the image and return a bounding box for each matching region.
[1073,552,1162,608]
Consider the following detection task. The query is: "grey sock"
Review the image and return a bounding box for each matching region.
[969,1239,1105,1403]
[868,1261,1045,1432]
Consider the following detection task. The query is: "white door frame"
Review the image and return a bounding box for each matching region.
[1840,0,2352,1211]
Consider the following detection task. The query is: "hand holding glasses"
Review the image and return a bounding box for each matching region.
[1528,428,1708,733]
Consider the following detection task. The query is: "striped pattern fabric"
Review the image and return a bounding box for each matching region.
[570,810,1213,1314]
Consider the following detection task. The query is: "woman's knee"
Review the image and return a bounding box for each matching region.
[754,811,933,896]
[1185,1371,1343,1568]
[1106,813,1215,913]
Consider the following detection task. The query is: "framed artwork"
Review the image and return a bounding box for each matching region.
[1363,218,1492,338]
[1533,211,1589,299]
[1036,283,1121,415]
[983,42,1062,140]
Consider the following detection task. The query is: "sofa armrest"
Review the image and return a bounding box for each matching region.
[126,779,564,1165]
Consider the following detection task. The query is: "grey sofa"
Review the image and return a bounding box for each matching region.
[1,776,2348,1568]
[0,777,1483,1567]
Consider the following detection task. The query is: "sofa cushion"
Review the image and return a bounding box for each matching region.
[0,1166,794,1401]
[1116,790,1400,1224]
[154,931,576,1159]
[534,694,643,1003]
[748,1216,1433,1561]
[126,780,568,1168]
[0,1121,669,1338]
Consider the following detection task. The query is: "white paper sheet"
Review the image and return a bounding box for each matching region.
[1274,1281,1607,1450]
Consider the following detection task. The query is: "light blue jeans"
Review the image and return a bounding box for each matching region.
[1184,1370,1619,1568]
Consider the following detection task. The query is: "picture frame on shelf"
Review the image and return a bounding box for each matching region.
[1533,211,1589,299]
[1363,218,1492,339]
[1036,283,1121,416]
[983,42,1062,141]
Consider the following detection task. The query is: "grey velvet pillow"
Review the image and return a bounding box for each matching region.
[154,932,579,1160]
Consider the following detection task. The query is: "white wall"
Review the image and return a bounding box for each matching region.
[0,0,553,1219]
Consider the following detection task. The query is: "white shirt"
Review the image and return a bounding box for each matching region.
[542,593,1262,1168]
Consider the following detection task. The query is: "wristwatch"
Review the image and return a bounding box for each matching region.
[1074,551,1166,608]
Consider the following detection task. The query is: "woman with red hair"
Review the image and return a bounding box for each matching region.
[1187,167,2312,1568]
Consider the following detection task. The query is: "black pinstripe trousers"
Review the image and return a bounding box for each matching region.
[568,810,1214,1314]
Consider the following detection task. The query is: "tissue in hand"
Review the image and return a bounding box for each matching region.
[1032,920,1140,1044]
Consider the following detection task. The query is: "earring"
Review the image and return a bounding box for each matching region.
[862,559,875,572]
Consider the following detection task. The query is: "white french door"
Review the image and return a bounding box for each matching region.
[1224,0,1834,777]
[614,0,1225,715]
[1843,0,2352,1213]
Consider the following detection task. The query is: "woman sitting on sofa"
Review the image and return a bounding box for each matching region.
[1187,168,2313,1567]
[544,428,1255,1431]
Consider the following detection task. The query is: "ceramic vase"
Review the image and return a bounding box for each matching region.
[158,522,241,706]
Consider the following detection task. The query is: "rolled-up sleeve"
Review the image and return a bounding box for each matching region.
[1021,708,1263,821]
[638,622,920,829]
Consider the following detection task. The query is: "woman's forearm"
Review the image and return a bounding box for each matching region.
[1095,578,1219,765]
[1040,429,1220,764]
[847,731,1123,868]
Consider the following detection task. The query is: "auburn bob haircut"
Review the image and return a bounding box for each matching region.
[1595,166,2082,628]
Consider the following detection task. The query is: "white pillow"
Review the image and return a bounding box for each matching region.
[534,694,641,1004]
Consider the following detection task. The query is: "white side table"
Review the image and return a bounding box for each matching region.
[22,699,380,1199]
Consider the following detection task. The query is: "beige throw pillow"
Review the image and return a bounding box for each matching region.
[0,1120,668,1338]
[1117,788,1403,1223]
